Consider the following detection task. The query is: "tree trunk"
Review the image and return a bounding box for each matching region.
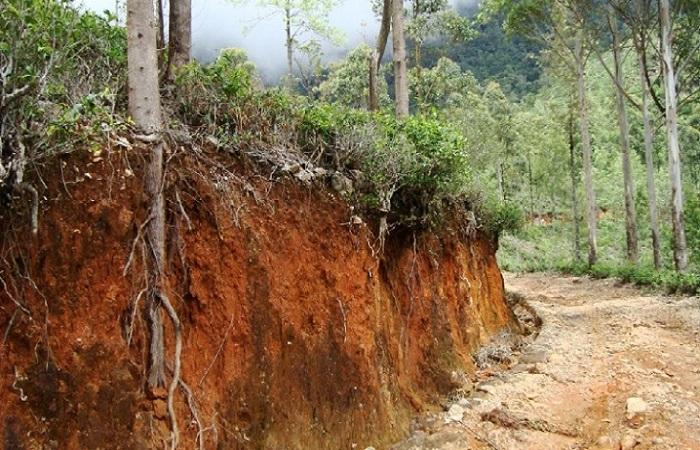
[156,0,165,71]
[496,163,504,201]
[391,0,409,118]
[637,41,662,269]
[569,104,581,263]
[167,0,192,80]
[611,15,639,263]
[526,151,534,216]
[575,34,597,267]
[369,0,391,111]
[127,0,166,389]
[128,0,162,134]
[285,2,294,86]
[660,0,688,272]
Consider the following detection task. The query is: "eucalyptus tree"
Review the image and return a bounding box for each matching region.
[579,3,640,263]
[659,0,688,271]
[369,0,391,111]
[392,0,410,117]
[486,0,600,266]
[167,0,192,79]
[127,0,166,392]
[405,0,473,70]
[236,0,344,84]
[368,0,410,117]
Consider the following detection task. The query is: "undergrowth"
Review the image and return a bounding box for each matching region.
[499,216,700,296]
[1,0,522,240]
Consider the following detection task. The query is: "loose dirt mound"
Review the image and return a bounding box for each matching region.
[0,148,515,449]
[392,273,700,450]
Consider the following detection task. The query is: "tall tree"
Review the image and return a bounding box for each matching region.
[489,0,599,265]
[660,0,688,272]
[573,28,597,266]
[392,0,410,118]
[608,10,639,263]
[127,0,182,447]
[167,0,192,79]
[369,0,391,111]
[236,0,343,85]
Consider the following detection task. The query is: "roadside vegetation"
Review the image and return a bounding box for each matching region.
[1,0,699,446]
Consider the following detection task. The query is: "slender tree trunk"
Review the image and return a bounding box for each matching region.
[569,105,581,262]
[637,41,662,269]
[611,15,639,263]
[156,0,165,51]
[167,0,192,80]
[127,0,166,388]
[369,0,391,111]
[496,163,504,201]
[660,0,688,272]
[285,2,294,85]
[575,35,597,266]
[526,150,534,216]
[391,0,409,118]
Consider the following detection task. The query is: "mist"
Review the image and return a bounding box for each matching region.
[81,0,480,82]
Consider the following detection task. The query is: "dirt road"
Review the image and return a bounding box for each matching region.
[392,273,700,450]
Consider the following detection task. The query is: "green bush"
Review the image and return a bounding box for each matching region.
[1,0,126,174]
[481,200,524,240]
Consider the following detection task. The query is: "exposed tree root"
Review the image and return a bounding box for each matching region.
[160,292,182,450]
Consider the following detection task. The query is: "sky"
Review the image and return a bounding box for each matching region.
[81,0,478,81]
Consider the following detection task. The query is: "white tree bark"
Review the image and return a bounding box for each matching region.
[660,0,688,272]
[575,33,597,266]
[611,15,639,263]
[637,43,662,269]
[127,0,167,389]
[127,0,162,133]
[391,0,409,118]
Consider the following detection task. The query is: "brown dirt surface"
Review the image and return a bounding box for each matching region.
[0,147,515,449]
[392,272,700,450]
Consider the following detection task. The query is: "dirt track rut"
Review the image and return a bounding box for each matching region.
[392,273,700,450]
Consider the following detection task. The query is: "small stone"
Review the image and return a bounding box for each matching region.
[313,167,328,177]
[597,435,612,446]
[620,434,638,450]
[331,172,354,195]
[626,397,648,420]
[153,399,168,420]
[282,162,302,174]
[520,350,548,364]
[445,404,465,422]
[205,135,220,147]
[295,170,314,183]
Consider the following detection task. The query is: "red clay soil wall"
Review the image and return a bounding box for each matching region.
[0,150,516,450]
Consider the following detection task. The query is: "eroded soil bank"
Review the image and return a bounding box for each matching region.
[0,149,516,449]
[393,273,700,450]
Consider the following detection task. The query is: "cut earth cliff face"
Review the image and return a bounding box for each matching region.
[0,147,517,449]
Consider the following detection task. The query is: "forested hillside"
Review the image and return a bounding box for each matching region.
[0,0,699,448]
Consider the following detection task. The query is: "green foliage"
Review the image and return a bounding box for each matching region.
[499,215,700,295]
[173,49,258,128]
[685,189,700,267]
[481,200,525,239]
[1,0,126,183]
[434,12,542,98]
[410,57,480,110]
[406,0,474,49]
[318,44,390,109]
